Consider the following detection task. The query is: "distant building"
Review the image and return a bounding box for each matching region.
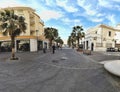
[0,7,48,52]
[84,24,120,51]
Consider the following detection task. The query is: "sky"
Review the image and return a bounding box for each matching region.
[0,0,120,44]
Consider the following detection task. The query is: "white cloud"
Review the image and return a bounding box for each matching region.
[98,0,120,10]
[45,0,55,6]
[90,18,104,22]
[98,0,113,8]
[61,17,82,26]
[56,0,78,12]
[85,4,97,15]
[62,18,71,23]
[39,10,63,21]
[106,14,116,26]
[98,0,109,6]
[22,0,48,12]
[112,0,120,2]
[77,0,98,16]
[0,0,23,8]
[96,13,105,17]
[74,19,82,25]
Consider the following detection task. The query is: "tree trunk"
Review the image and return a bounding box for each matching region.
[78,37,79,48]
[49,40,53,47]
[10,36,18,60]
[11,48,15,58]
[48,39,52,51]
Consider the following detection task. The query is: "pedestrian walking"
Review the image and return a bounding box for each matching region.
[52,44,55,54]
[43,47,46,53]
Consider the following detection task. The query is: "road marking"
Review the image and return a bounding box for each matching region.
[39,62,102,70]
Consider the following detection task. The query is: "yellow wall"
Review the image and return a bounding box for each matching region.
[0,7,45,41]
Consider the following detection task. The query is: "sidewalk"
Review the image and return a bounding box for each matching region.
[82,51,120,77]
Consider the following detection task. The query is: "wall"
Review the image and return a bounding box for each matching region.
[30,39,37,52]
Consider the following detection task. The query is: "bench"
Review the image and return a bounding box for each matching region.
[83,50,91,55]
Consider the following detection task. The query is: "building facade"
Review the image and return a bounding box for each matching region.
[84,24,120,51]
[0,7,48,52]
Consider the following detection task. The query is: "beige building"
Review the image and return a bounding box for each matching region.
[0,7,48,52]
[84,24,120,51]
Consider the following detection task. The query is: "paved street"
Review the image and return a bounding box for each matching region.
[87,51,120,62]
[0,48,120,92]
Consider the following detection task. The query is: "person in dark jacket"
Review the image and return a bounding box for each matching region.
[52,44,55,54]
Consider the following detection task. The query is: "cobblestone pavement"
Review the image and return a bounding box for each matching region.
[0,49,119,92]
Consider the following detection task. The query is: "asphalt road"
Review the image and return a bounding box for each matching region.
[0,48,120,92]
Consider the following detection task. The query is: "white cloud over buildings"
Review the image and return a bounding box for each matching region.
[39,10,63,21]
[56,0,78,12]
[0,0,22,8]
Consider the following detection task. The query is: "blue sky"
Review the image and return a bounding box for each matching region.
[0,0,120,43]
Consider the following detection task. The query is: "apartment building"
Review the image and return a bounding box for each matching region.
[84,24,120,51]
[0,7,48,52]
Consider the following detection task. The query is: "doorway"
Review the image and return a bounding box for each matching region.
[91,43,94,51]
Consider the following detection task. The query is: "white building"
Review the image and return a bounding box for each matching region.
[84,24,120,51]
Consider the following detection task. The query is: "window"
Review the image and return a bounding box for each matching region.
[108,31,111,37]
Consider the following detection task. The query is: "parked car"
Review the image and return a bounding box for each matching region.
[19,43,30,51]
[106,47,116,52]
[118,48,120,52]
[114,47,118,52]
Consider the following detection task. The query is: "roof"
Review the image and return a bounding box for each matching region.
[86,24,120,34]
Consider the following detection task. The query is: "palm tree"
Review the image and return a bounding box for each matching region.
[72,26,84,47]
[44,27,58,47]
[55,37,64,45]
[80,32,85,44]
[67,36,72,47]
[71,32,76,47]
[0,9,27,60]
